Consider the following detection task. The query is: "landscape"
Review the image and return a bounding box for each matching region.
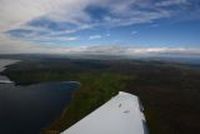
[0,54,200,134]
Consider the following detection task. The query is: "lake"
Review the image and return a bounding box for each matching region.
[0,59,80,134]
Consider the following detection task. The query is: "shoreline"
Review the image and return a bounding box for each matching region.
[0,59,20,84]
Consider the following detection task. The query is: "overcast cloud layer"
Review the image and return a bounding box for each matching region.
[0,0,200,55]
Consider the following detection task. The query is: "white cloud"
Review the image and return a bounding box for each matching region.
[0,0,96,32]
[1,36,199,57]
[76,46,200,56]
[0,0,54,32]
[62,37,78,41]
[29,36,78,42]
[131,31,138,35]
[155,0,188,7]
[77,46,200,56]
[0,0,191,33]
[89,35,102,40]
[106,33,111,37]
[0,33,46,54]
[0,33,79,54]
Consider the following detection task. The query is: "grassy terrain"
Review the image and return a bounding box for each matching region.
[2,57,200,134]
[44,73,131,133]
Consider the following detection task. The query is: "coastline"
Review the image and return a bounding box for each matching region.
[0,59,20,84]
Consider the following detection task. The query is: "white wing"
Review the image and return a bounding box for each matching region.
[61,91,148,134]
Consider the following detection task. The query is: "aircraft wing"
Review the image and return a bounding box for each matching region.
[61,91,148,134]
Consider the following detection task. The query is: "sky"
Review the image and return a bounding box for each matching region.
[0,0,200,56]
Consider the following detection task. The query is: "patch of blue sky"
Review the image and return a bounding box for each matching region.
[84,5,111,22]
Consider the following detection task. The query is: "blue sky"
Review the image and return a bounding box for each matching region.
[0,0,200,55]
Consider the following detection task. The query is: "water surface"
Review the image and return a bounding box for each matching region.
[0,82,79,134]
[0,59,80,134]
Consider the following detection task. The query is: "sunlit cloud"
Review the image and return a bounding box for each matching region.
[89,35,102,40]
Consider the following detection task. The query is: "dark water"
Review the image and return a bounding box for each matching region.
[0,81,80,134]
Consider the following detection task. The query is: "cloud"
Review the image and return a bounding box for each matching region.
[30,36,78,42]
[89,35,102,40]
[67,46,200,56]
[0,0,54,32]
[0,0,199,54]
[0,33,80,54]
[131,31,138,35]
[1,0,194,33]
[0,33,46,54]
[155,0,188,7]
[1,36,199,57]
[106,33,111,37]
[75,46,200,56]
